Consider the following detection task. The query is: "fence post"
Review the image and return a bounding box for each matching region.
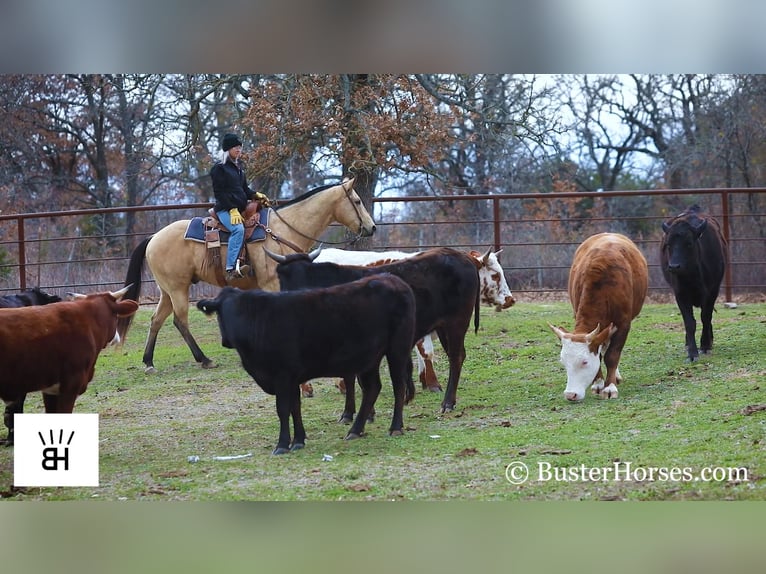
[493,197,501,253]
[720,191,733,302]
[16,215,26,291]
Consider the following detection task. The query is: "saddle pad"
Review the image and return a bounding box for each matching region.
[184,208,270,244]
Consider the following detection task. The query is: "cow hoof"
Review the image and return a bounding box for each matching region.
[598,383,619,399]
[440,404,455,413]
[144,366,157,375]
[201,361,217,369]
[272,446,291,455]
[338,414,354,424]
[290,442,305,452]
[426,385,442,393]
[389,429,403,437]
[345,432,364,441]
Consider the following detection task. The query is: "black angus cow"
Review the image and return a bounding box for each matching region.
[197,274,417,455]
[0,287,62,308]
[0,287,63,445]
[660,204,727,361]
[267,245,480,417]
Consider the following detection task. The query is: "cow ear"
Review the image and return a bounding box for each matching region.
[480,247,492,264]
[662,221,671,233]
[117,300,139,317]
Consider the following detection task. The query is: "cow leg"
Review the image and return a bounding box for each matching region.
[598,329,628,399]
[436,327,466,412]
[273,389,295,455]
[289,388,306,452]
[699,297,716,354]
[346,370,382,440]
[340,375,356,424]
[676,297,699,361]
[2,396,26,446]
[416,335,441,392]
[386,352,412,437]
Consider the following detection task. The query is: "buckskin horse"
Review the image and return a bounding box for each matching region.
[117,178,376,374]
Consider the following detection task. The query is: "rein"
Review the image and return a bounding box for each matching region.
[265,185,366,252]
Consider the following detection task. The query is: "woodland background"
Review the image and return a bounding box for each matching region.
[0,74,764,291]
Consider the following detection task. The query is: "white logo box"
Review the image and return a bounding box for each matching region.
[14,413,99,487]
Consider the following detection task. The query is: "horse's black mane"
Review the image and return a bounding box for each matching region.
[274,183,337,210]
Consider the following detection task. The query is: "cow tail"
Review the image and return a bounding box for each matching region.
[117,236,151,341]
[473,282,480,334]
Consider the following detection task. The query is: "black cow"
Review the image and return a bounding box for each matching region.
[267,246,480,416]
[197,274,417,455]
[0,287,63,445]
[0,287,62,308]
[660,204,727,361]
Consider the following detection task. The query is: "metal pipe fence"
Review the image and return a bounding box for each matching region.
[1,189,764,302]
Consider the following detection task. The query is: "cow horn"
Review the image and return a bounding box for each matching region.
[110,284,132,300]
[263,247,287,263]
[585,324,601,342]
[481,247,492,264]
[307,245,323,261]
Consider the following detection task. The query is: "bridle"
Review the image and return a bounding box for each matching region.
[265,183,368,252]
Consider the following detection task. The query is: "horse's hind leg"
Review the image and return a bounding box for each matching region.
[143,289,212,373]
[169,290,214,369]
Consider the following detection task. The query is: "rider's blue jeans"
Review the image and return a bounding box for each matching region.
[216,210,245,270]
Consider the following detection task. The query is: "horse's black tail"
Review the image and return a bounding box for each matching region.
[116,236,151,342]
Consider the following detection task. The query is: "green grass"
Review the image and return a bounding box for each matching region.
[1,301,764,501]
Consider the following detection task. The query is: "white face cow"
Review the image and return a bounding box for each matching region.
[549,323,616,402]
[468,249,515,311]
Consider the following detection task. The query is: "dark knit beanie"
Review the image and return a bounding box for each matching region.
[222,133,243,151]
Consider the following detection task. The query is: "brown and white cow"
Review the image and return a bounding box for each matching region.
[0,286,138,444]
[549,233,648,402]
[314,247,514,391]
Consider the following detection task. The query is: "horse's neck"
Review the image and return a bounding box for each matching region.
[275,188,339,249]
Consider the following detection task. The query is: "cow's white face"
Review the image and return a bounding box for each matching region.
[549,324,615,402]
[472,249,515,310]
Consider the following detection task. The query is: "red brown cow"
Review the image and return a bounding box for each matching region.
[549,233,648,402]
[0,286,138,445]
[313,247,514,393]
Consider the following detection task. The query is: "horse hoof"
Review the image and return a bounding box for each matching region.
[272,447,290,455]
[389,429,403,437]
[201,361,217,369]
[338,414,353,424]
[345,432,363,441]
[144,366,157,375]
[290,443,305,452]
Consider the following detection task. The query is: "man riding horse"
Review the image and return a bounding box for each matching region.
[210,132,271,283]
